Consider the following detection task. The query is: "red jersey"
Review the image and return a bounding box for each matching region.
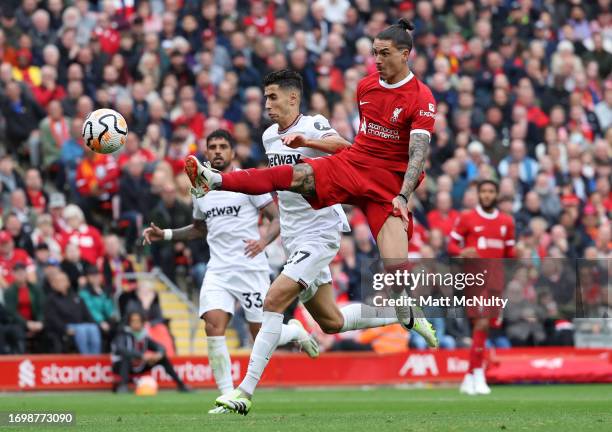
[59,225,105,265]
[352,72,436,172]
[427,209,460,236]
[76,154,120,198]
[0,249,34,284]
[448,206,515,258]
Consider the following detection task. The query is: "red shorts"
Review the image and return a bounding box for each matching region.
[303,150,423,239]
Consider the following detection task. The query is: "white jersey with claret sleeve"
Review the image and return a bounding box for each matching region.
[262,114,350,238]
[192,188,273,273]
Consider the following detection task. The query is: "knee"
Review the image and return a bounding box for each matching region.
[263,291,286,313]
[318,317,344,335]
[204,320,226,337]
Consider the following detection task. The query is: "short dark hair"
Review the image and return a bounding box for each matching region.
[206,129,235,148]
[376,18,415,52]
[477,179,499,193]
[263,69,303,96]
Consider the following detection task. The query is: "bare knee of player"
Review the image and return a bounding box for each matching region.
[316,315,344,335]
[263,285,293,313]
[289,163,316,197]
[203,314,228,336]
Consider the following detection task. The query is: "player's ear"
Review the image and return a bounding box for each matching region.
[289,90,299,106]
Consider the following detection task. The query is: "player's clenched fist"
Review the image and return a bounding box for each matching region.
[281,133,308,149]
[142,222,164,245]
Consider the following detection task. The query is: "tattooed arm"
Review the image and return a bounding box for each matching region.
[400,132,430,198]
[392,132,430,230]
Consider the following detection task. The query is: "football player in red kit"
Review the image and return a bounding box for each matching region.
[185,18,439,413]
[448,180,516,395]
[186,19,436,317]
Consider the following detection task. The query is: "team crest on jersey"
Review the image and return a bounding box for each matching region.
[314,121,332,131]
[391,107,403,123]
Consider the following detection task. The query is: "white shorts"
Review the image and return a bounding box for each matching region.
[281,230,341,303]
[198,270,270,323]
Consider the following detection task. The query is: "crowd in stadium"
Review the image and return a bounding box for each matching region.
[0,0,610,355]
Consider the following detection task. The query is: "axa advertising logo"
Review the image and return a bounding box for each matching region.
[18,359,36,388]
[399,354,439,377]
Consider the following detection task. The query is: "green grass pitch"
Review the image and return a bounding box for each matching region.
[1,385,611,431]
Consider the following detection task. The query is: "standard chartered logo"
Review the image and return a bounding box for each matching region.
[18,359,36,388]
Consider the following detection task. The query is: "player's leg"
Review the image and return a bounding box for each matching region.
[374,213,438,347]
[462,317,491,395]
[202,310,233,395]
[216,274,302,415]
[185,155,317,197]
[241,271,317,357]
[303,283,398,334]
[198,272,239,411]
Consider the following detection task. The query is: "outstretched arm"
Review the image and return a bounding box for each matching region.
[392,132,430,230]
[142,219,207,244]
[282,133,351,154]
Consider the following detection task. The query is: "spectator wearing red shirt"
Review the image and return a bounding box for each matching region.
[48,192,70,235]
[75,149,120,216]
[93,13,120,56]
[32,65,65,109]
[243,0,275,35]
[427,191,460,236]
[173,98,205,140]
[4,263,45,347]
[59,205,105,266]
[116,133,156,172]
[0,231,36,287]
[24,168,48,214]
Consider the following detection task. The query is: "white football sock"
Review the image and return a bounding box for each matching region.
[340,303,397,332]
[278,323,302,345]
[207,336,233,395]
[239,311,283,396]
[211,172,222,189]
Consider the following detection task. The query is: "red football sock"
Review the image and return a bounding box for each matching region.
[469,329,487,372]
[221,165,293,194]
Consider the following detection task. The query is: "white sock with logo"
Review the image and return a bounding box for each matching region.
[207,336,233,395]
[340,303,397,332]
[239,311,283,396]
[278,323,302,345]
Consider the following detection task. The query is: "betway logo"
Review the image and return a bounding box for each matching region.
[204,205,241,219]
[18,360,36,388]
[268,153,301,167]
[41,363,114,384]
[530,358,563,369]
[399,354,439,376]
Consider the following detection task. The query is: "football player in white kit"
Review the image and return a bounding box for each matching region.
[143,129,317,414]
[184,70,438,415]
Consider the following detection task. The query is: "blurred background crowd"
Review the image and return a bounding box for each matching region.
[0,0,610,356]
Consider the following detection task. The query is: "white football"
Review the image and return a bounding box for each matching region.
[81,108,128,154]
